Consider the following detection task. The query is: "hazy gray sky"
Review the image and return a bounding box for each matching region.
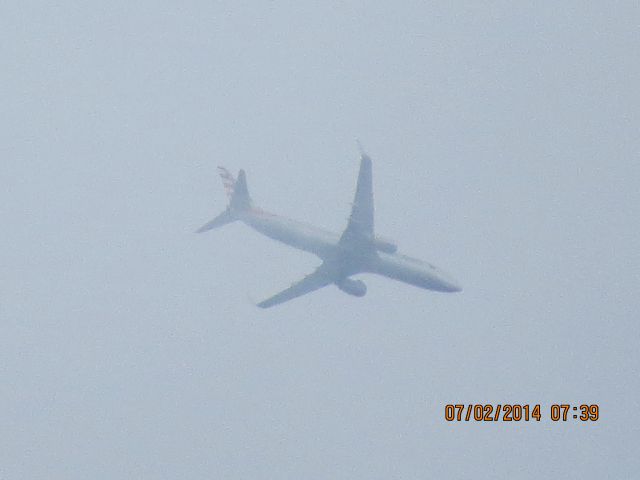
[2,1,639,478]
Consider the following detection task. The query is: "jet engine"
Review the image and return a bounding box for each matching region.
[337,278,367,297]
[373,236,398,254]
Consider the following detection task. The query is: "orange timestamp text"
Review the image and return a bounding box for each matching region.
[444,404,599,422]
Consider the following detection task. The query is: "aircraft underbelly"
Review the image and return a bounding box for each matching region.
[244,215,336,258]
[374,257,430,288]
[373,254,460,292]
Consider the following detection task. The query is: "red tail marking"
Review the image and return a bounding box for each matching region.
[217,166,236,198]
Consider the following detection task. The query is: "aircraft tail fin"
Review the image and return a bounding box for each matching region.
[230,169,251,211]
[196,167,252,233]
[218,166,252,211]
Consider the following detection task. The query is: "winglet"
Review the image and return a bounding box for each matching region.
[356,139,366,157]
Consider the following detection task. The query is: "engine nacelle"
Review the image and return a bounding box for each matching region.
[373,236,398,254]
[337,278,367,297]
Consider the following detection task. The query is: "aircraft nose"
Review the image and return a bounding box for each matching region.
[443,280,463,293]
[435,271,463,293]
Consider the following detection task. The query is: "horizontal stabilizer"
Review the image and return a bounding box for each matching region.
[196,209,234,233]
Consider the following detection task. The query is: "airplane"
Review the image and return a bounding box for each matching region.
[197,151,462,308]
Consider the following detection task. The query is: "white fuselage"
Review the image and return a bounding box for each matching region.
[239,208,462,293]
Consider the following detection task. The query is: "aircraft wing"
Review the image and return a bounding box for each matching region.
[339,153,374,245]
[256,264,335,308]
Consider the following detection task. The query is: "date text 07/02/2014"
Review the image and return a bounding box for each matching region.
[444,404,599,422]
